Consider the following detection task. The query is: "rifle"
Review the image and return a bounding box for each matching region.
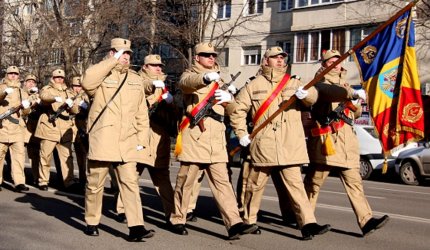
[0,104,22,127]
[189,71,241,132]
[319,100,358,130]
[48,93,82,123]
[148,87,168,117]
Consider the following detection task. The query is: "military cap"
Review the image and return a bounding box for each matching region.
[72,76,81,86]
[6,66,20,74]
[111,38,133,53]
[322,49,341,62]
[25,74,37,81]
[264,46,287,58]
[144,54,165,66]
[194,42,218,55]
[52,69,65,78]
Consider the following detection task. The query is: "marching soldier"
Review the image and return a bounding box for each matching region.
[170,42,256,240]
[229,47,331,240]
[22,74,42,185]
[71,76,90,187]
[303,49,389,236]
[0,66,32,192]
[35,69,79,192]
[82,38,154,241]
[115,54,176,223]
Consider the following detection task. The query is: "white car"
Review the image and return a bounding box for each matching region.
[394,142,430,185]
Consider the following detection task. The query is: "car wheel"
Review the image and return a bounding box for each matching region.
[399,161,420,185]
[360,158,373,180]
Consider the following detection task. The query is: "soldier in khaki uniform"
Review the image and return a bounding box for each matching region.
[82,38,153,241]
[71,76,90,187]
[229,47,330,240]
[169,42,255,240]
[35,69,80,191]
[0,66,31,192]
[115,54,176,223]
[22,74,42,185]
[303,49,389,236]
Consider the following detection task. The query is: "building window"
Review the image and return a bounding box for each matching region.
[349,26,376,61]
[294,29,346,62]
[280,0,293,11]
[70,20,82,36]
[277,41,291,63]
[217,1,231,19]
[73,47,83,64]
[217,48,229,67]
[297,0,344,8]
[243,46,261,65]
[49,48,64,65]
[246,0,264,15]
[25,29,32,41]
[21,54,32,66]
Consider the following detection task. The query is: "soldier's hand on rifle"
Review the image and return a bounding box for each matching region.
[65,98,74,108]
[54,96,63,103]
[152,80,165,88]
[21,100,31,109]
[295,86,308,100]
[79,100,88,109]
[353,89,367,102]
[114,49,125,60]
[203,72,220,84]
[227,85,237,95]
[136,145,144,151]
[161,92,173,104]
[239,134,251,147]
[4,87,14,95]
[214,89,232,105]
[30,87,38,94]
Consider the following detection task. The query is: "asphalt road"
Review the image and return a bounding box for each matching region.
[1,161,429,250]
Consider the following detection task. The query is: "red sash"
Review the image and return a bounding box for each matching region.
[252,74,291,125]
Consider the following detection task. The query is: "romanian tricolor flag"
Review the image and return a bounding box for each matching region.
[353,9,424,152]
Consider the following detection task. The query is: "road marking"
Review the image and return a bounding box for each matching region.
[368,187,430,195]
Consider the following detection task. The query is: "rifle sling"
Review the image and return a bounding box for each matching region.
[87,72,128,134]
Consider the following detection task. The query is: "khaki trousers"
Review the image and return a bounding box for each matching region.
[170,162,242,229]
[187,170,204,213]
[26,137,40,184]
[0,142,26,185]
[304,164,373,228]
[85,160,144,227]
[117,164,174,219]
[38,139,75,187]
[73,137,87,185]
[244,165,316,228]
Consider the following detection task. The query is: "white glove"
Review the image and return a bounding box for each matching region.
[239,134,251,147]
[351,99,360,105]
[4,87,13,95]
[203,72,220,83]
[35,98,41,104]
[136,145,144,151]
[114,49,124,60]
[65,98,74,108]
[30,87,39,93]
[21,100,31,109]
[54,96,63,103]
[227,85,237,95]
[79,100,88,109]
[295,86,308,100]
[214,89,232,105]
[353,89,367,101]
[161,92,173,104]
[152,80,165,88]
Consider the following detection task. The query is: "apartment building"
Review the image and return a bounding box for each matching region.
[209,0,429,92]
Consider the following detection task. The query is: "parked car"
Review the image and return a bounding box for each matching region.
[394,142,430,185]
[354,125,389,180]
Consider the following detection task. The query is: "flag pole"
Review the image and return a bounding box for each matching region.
[230,0,419,156]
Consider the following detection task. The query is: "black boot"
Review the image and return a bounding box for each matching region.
[170,224,188,235]
[128,225,155,242]
[15,184,29,192]
[116,213,127,223]
[227,222,259,240]
[186,212,197,222]
[301,223,331,240]
[361,215,390,236]
[84,225,99,236]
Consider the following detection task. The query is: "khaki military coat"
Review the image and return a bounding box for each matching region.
[137,69,172,168]
[23,87,40,143]
[307,67,362,169]
[71,90,90,142]
[229,65,318,167]
[177,61,231,163]
[0,79,30,143]
[82,57,150,163]
[35,80,78,143]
